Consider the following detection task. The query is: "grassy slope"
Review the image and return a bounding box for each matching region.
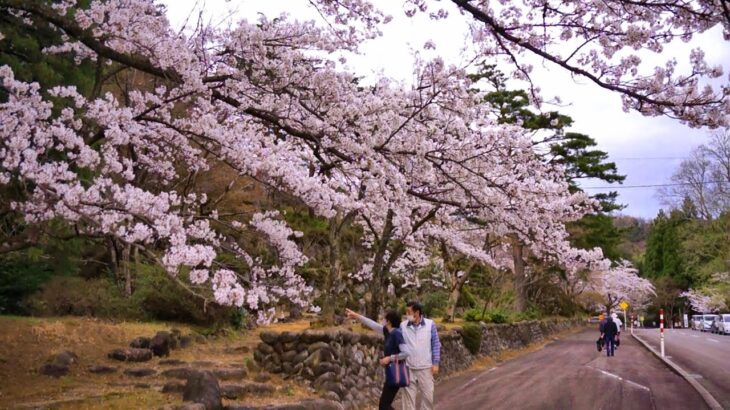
[0,316,320,409]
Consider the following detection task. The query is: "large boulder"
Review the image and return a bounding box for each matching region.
[39,363,69,377]
[151,331,173,357]
[108,348,153,362]
[182,370,222,410]
[39,351,78,377]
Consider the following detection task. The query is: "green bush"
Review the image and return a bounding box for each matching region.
[464,308,483,322]
[0,250,54,314]
[489,310,509,324]
[23,267,239,328]
[133,271,236,327]
[24,276,144,318]
[464,308,510,324]
[514,307,542,322]
[460,323,482,355]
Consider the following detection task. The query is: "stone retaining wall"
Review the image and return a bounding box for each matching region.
[479,318,584,356]
[253,330,385,409]
[254,318,585,408]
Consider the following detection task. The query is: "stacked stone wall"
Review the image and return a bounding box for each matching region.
[254,318,586,408]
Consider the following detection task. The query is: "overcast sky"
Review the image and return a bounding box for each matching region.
[160,0,730,219]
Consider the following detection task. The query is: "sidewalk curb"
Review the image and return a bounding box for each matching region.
[632,332,723,410]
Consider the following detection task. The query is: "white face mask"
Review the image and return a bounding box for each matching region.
[406,315,415,322]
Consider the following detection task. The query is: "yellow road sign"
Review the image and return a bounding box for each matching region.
[619,301,629,310]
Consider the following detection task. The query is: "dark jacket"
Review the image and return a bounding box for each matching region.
[383,327,405,357]
[603,318,618,337]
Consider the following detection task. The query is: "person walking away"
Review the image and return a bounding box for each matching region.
[401,301,441,410]
[602,315,618,357]
[346,308,410,410]
[611,312,623,349]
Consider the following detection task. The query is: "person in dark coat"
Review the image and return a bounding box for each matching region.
[346,308,410,410]
[602,315,619,357]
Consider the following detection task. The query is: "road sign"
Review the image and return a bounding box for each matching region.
[619,301,629,310]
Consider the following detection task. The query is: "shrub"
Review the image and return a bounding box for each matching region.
[24,267,238,328]
[464,308,510,324]
[24,276,143,318]
[0,250,54,314]
[514,307,542,322]
[460,323,482,355]
[464,308,483,322]
[133,271,236,327]
[488,309,509,324]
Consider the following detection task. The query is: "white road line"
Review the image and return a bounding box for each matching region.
[591,368,651,392]
[691,334,700,338]
[708,338,720,343]
[459,366,498,392]
[598,369,622,381]
[625,379,652,392]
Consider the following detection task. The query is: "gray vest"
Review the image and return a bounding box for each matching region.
[400,318,434,369]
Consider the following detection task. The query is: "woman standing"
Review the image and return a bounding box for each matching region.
[345,308,410,410]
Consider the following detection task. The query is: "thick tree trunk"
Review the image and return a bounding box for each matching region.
[445,283,462,322]
[511,239,527,313]
[445,267,472,322]
[321,214,342,325]
[366,210,395,319]
[122,244,132,297]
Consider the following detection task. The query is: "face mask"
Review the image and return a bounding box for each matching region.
[406,315,415,322]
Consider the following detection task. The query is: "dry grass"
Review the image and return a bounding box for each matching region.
[0,316,320,410]
[432,318,468,331]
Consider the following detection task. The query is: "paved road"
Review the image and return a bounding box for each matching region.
[634,328,730,409]
[435,329,707,410]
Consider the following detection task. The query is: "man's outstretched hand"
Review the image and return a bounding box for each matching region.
[345,308,359,320]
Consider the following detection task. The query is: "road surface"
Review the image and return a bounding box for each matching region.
[634,328,730,409]
[434,329,707,410]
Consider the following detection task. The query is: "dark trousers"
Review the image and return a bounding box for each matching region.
[379,383,400,410]
[604,335,615,356]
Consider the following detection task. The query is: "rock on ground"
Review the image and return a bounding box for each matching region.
[39,351,78,377]
[124,367,157,377]
[108,348,153,362]
[182,370,222,410]
[88,365,117,374]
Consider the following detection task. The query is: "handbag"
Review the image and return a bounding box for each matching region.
[596,338,603,352]
[385,357,410,387]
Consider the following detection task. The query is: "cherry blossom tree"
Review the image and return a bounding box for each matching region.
[0,0,673,322]
[680,289,714,313]
[586,260,655,314]
[318,0,730,128]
